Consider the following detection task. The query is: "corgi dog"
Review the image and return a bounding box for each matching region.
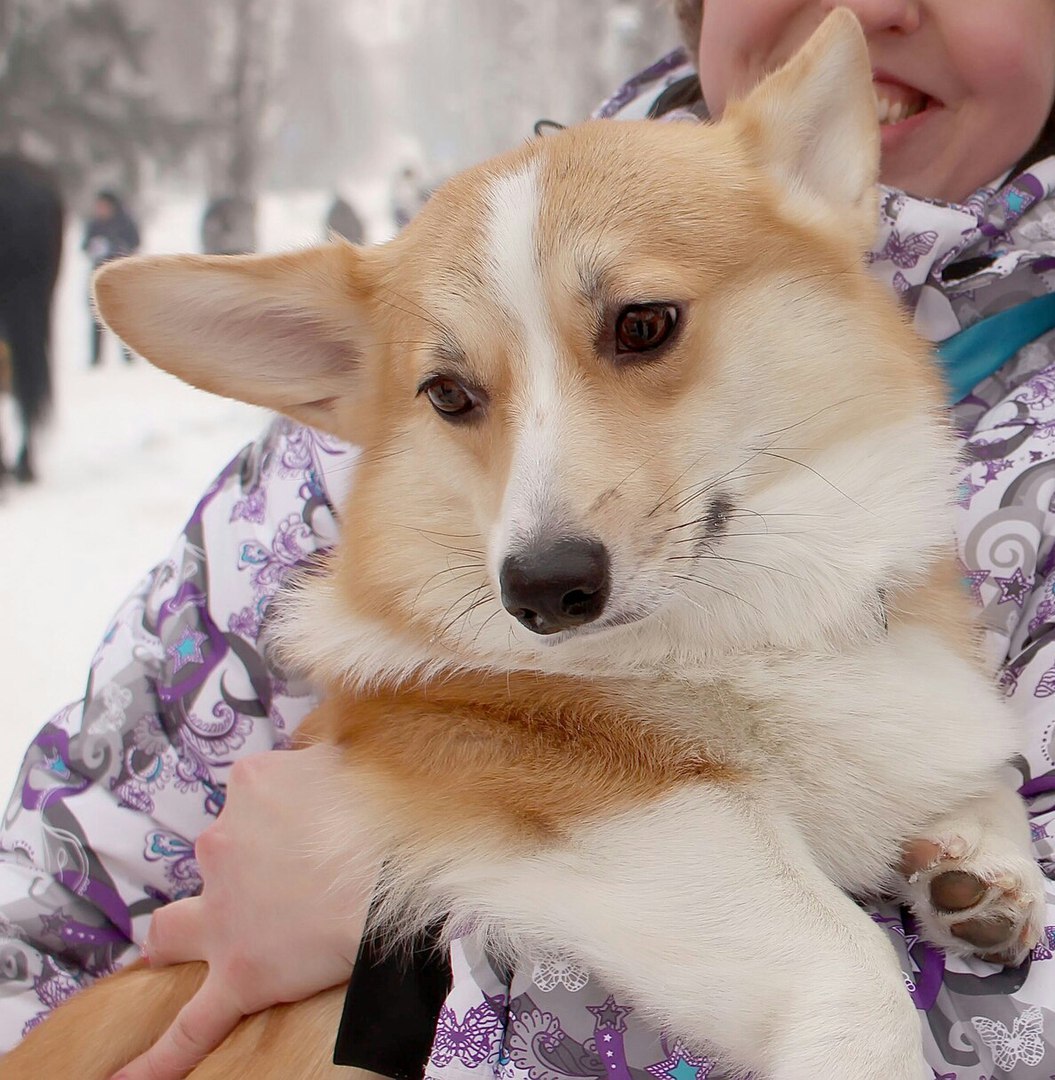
[3,11,1046,1080]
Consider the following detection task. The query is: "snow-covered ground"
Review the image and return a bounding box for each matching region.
[0,190,376,799]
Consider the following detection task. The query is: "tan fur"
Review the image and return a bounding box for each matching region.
[0,963,207,1079]
[312,675,738,846]
[0,961,359,1080]
[887,557,985,664]
[0,340,11,396]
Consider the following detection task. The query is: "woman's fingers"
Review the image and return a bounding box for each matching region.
[111,747,375,1077]
[111,975,243,1080]
[142,897,207,969]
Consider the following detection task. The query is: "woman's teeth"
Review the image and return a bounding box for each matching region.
[875,92,927,126]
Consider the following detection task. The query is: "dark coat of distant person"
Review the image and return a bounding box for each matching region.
[82,191,140,366]
[0,156,63,482]
[82,191,140,269]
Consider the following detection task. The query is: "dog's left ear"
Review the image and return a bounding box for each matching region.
[730,8,879,221]
[93,243,374,432]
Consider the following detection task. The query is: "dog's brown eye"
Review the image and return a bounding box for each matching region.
[615,304,678,354]
[420,376,477,419]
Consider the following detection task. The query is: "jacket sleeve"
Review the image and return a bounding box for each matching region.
[0,417,347,1048]
[995,541,1055,878]
[953,363,1055,877]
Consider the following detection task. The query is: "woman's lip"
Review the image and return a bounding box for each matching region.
[879,100,940,153]
[872,68,943,107]
[873,68,924,92]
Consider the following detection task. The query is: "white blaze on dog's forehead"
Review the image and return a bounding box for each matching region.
[484,160,567,552]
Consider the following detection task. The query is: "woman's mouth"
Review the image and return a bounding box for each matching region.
[874,79,932,126]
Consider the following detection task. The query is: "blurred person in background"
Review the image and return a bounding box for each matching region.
[324,192,366,245]
[0,156,63,483]
[200,195,256,257]
[82,191,140,367]
[390,163,429,230]
[6,2,1055,1079]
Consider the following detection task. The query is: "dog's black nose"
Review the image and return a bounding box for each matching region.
[500,538,610,635]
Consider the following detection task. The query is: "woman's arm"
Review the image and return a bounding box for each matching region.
[0,417,345,1051]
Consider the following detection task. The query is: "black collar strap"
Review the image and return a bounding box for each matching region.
[334,922,453,1078]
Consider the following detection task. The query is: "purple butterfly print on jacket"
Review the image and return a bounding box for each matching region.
[869,227,941,270]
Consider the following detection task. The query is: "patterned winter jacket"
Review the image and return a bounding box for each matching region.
[6,49,1055,1079]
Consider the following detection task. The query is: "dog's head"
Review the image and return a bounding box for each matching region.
[95,11,955,683]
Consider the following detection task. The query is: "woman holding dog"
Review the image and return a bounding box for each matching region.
[4,1,1055,1077]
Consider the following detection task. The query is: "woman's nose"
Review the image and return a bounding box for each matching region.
[821,0,921,35]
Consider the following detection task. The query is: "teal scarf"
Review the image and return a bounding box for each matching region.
[937,292,1055,402]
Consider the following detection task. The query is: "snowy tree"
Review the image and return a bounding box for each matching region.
[348,0,679,192]
[206,1,287,202]
[0,0,196,201]
[124,0,292,251]
[0,0,682,222]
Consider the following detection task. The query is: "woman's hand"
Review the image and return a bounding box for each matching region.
[112,743,379,1080]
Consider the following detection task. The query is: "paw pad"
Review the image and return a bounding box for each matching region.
[903,836,1045,966]
[929,870,986,913]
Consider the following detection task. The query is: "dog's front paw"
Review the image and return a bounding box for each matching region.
[901,830,1046,965]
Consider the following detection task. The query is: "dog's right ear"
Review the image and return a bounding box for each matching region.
[729,9,879,227]
[93,243,374,432]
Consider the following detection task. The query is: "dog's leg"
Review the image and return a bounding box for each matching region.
[898,783,1047,964]
[0,962,363,1080]
[186,985,364,1080]
[0,961,207,1079]
[437,786,929,1080]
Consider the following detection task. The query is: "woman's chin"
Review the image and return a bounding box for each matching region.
[878,106,956,200]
